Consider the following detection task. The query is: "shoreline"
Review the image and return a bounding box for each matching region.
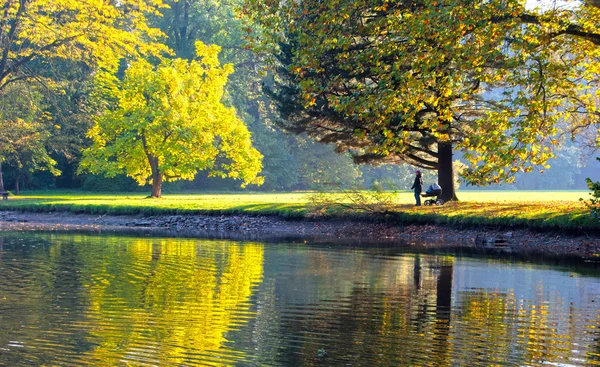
[1,210,599,261]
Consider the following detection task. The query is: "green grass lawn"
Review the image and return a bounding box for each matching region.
[0,192,310,217]
[0,190,596,232]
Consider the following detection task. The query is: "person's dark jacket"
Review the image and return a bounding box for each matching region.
[411,175,423,193]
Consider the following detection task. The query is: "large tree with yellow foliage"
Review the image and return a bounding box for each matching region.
[242,0,600,200]
[79,42,264,198]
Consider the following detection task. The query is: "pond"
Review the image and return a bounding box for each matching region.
[0,232,599,366]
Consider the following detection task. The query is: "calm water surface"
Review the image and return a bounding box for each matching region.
[0,232,599,366]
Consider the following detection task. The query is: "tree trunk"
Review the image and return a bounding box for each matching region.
[142,131,163,198]
[0,161,4,192]
[437,141,458,202]
[14,173,20,195]
[148,155,163,198]
[151,172,163,198]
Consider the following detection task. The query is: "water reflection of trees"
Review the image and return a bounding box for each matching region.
[0,235,264,366]
[260,252,600,367]
[82,238,264,366]
[261,253,455,366]
[0,235,95,364]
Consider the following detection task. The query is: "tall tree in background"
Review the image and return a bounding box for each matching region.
[242,0,600,201]
[79,42,263,198]
[42,60,95,189]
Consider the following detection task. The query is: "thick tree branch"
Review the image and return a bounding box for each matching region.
[0,34,80,91]
[0,0,26,78]
[491,13,600,45]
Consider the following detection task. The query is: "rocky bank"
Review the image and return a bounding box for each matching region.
[0,210,598,260]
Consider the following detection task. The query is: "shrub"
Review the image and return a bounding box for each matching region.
[307,180,399,216]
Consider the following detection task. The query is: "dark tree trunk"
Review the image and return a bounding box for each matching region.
[151,172,163,198]
[0,161,4,192]
[171,0,192,59]
[14,173,20,195]
[437,141,458,202]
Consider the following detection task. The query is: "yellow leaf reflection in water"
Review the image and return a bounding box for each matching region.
[75,237,264,366]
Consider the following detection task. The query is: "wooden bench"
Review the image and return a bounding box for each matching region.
[1,192,9,200]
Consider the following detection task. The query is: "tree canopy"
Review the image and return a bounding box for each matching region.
[79,42,263,198]
[0,0,597,194]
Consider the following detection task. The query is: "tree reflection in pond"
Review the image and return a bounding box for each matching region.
[0,234,600,366]
[82,238,264,366]
[251,252,457,366]
[245,250,600,367]
[0,234,264,366]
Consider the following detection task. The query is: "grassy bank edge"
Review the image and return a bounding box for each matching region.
[0,197,597,235]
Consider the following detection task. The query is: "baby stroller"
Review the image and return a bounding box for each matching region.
[422,183,444,206]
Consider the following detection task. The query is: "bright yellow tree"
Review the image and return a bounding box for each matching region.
[79,42,264,198]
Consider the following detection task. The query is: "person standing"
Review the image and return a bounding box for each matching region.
[411,170,423,206]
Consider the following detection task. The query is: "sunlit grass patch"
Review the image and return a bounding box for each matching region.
[392,197,591,231]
